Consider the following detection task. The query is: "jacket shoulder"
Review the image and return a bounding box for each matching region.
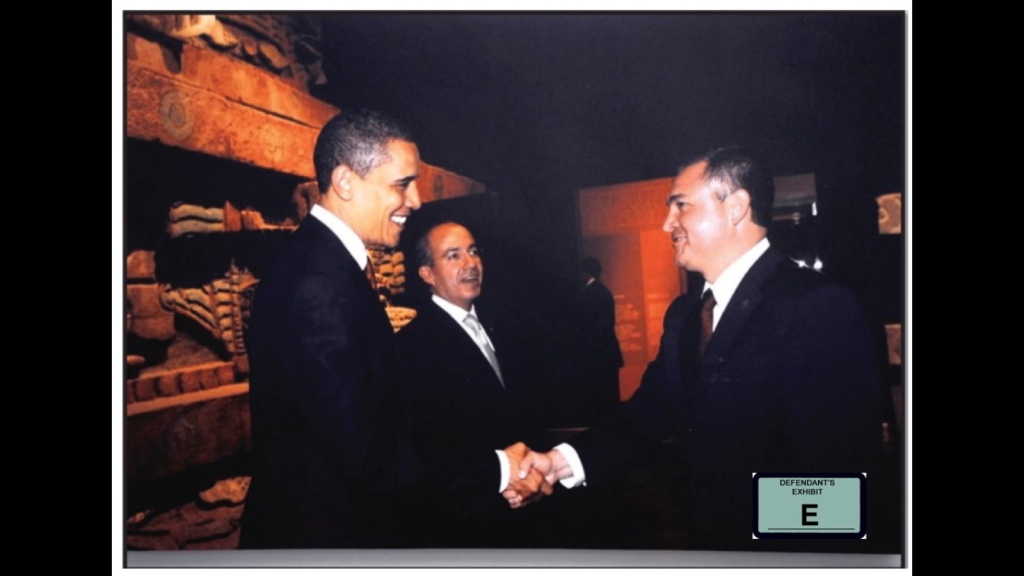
[763,256,858,304]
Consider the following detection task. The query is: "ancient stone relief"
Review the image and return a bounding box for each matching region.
[367,247,417,332]
[127,179,418,404]
[167,201,297,238]
[127,14,326,92]
[876,192,902,235]
[159,262,258,373]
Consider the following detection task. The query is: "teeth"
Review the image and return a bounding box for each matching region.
[391,215,407,225]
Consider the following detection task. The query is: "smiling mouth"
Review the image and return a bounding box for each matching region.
[391,214,408,226]
[461,269,480,283]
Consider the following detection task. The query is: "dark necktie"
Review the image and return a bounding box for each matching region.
[364,259,378,292]
[700,289,716,357]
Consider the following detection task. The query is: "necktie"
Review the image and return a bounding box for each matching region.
[700,289,716,358]
[364,259,378,292]
[464,312,505,387]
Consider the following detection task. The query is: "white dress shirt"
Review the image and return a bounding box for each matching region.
[430,295,499,357]
[554,238,772,489]
[309,204,368,270]
[701,237,770,330]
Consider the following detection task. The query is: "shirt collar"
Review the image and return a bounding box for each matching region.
[309,203,368,270]
[432,294,477,322]
[702,237,770,315]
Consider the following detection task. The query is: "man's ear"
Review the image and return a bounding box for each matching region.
[331,165,357,201]
[418,265,435,287]
[727,189,753,226]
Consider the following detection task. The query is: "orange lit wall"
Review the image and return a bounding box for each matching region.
[578,178,688,400]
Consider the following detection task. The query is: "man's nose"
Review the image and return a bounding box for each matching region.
[406,181,422,210]
[662,209,677,234]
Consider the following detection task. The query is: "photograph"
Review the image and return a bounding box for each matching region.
[117,8,909,568]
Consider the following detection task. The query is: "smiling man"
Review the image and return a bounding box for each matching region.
[517,146,882,549]
[396,222,546,546]
[241,113,545,548]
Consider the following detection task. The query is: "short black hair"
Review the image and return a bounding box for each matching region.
[313,110,412,193]
[684,146,775,227]
[415,220,462,269]
[581,256,602,279]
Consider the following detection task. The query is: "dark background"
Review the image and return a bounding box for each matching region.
[311,12,905,315]
[312,14,906,553]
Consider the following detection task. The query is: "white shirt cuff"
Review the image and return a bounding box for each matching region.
[553,443,587,488]
[496,449,510,492]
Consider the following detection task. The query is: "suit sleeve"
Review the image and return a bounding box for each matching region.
[782,285,881,472]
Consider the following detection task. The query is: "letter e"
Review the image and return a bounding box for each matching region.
[802,503,818,526]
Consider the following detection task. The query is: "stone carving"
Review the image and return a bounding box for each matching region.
[159,90,195,141]
[368,248,409,302]
[386,306,418,333]
[127,14,326,93]
[876,192,902,235]
[884,323,902,366]
[199,476,251,506]
[127,361,235,403]
[159,262,258,370]
[127,250,158,281]
[126,477,247,550]
[167,201,296,238]
[367,247,416,332]
[128,14,238,47]
[127,283,176,341]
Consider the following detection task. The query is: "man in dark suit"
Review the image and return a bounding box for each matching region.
[577,256,624,425]
[397,222,546,546]
[517,147,881,548]
[241,111,547,548]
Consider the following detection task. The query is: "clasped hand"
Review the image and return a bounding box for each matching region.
[500,442,568,509]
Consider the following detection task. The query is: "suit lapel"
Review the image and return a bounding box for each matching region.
[701,247,785,363]
[674,294,702,385]
[427,302,507,393]
[302,216,379,301]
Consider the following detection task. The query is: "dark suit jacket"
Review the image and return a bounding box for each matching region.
[396,299,544,546]
[579,280,624,370]
[240,216,497,548]
[570,246,881,547]
[577,280,625,423]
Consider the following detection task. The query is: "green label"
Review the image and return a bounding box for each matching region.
[753,474,866,539]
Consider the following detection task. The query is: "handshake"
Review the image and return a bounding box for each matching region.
[501,442,573,509]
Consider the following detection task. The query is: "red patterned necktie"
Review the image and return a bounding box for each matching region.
[700,289,716,357]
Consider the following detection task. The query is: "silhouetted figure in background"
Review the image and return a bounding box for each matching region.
[577,257,624,425]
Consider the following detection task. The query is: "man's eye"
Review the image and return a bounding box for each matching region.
[469,248,480,257]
